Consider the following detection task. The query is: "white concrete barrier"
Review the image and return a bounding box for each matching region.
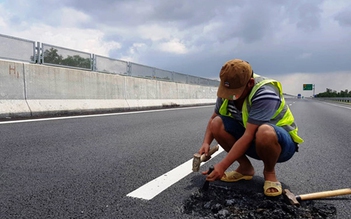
[0,61,31,118]
[0,60,217,119]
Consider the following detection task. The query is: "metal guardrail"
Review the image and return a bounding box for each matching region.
[0,33,219,87]
[0,34,36,63]
[316,97,351,103]
[95,55,129,75]
[42,43,92,70]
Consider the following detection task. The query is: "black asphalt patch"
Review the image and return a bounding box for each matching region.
[182,185,336,218]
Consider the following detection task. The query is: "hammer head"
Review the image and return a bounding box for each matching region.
[193,153,211,172]
[192,153,202,172]
[283,189,300,206]
[192,145,220,172]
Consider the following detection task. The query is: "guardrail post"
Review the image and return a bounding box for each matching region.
[35,42,42,64]
[91,54,96,71]
[127,62,132,76]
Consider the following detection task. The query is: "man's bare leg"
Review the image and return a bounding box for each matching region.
[255,124,281,193]
[210,116,254,176]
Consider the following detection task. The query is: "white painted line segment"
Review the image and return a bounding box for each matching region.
[126,147,224,200]
[324,102,351,110]
[0,105,213,125]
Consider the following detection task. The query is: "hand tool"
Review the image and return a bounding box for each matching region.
[202,166,214,191]
[283,188,351,206]
[192,144,219,172]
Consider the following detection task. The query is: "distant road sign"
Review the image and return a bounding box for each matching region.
[303,84,313,90]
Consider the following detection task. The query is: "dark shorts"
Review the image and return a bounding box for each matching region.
[220,115,297,163]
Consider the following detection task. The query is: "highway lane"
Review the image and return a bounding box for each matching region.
[0,99,350,218]
[0,106,215,218]
[281,98,351,218]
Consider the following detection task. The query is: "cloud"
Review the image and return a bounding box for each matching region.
[272,71,351,96]
[1,0,351,94]
[334,5,351,26]
[158,39,187,54]
[22,24,121,56]
[58,7,91,27]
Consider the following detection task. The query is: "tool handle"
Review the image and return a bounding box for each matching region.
[299,188,351,201]
[202,166,215,191]
[200,145,219,162]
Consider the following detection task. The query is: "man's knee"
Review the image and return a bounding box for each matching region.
[256,124,278,146]
[209,116,223,134]
[256,124,281,159]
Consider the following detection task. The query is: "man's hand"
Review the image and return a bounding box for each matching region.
[198,143,210,157]
[202,163,226,182]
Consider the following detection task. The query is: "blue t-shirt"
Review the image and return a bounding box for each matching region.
[215,84,281,125]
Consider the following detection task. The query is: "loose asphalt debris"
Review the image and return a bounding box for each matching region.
[182,185,337,219]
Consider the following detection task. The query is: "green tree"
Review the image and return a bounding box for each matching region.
[44,48,63,65]
[316,88,351,97]
[43,48,91,69]
[61,55,91,68]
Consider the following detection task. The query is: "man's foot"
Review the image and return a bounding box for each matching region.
[220,170,254,182]
[263,181,282,196]
[263,170,281,196]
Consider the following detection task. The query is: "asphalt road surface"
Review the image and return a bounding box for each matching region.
[1,98,350,218]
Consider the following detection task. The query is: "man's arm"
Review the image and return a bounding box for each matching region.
[205,122,259,181]
[198,112,218,156]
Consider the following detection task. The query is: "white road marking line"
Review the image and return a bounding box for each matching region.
[324,102,351,110]
[126,147,225,200]
[0,105,213,125]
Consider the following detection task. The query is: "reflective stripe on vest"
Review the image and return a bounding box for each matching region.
[219,74,304,144]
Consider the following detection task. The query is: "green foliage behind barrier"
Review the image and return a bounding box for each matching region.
[315,88,351,97]
[44,48,91,69]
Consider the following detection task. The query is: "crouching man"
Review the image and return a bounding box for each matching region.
[198,59,303,196]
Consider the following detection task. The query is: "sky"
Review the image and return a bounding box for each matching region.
[1,0,351,96]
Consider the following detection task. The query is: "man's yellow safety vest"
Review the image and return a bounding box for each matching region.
[219,74,304,144]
